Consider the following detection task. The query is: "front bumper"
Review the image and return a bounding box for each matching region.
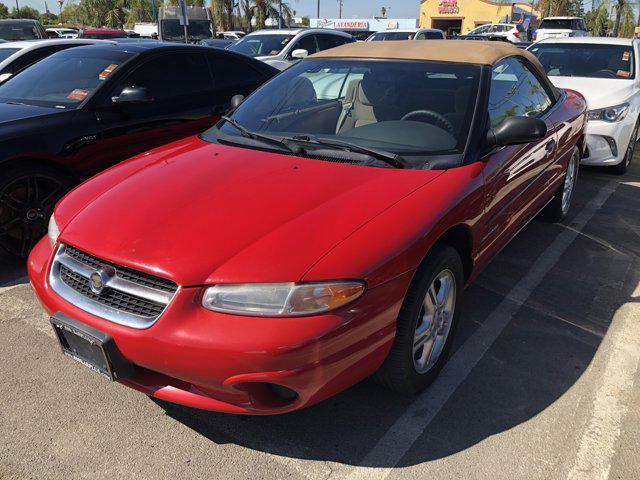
[28,237,412,414]
[582,116,636,166]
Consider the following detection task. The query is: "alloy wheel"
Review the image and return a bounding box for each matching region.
[413,269,456,374]
[0,174,64,258]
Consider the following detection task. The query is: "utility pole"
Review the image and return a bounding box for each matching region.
[338,0,343,19]
[317,0,320,18]
[15,0,19,17]
[278,0,283,28]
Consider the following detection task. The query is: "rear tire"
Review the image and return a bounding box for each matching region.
[611,118,639,175]
[0,163,73,261]
[540,146,579,223]
[373,244,464,396]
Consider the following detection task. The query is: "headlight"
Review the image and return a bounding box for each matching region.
[588,103,629,122]
[202,281,365,317]
[47,214,60,247]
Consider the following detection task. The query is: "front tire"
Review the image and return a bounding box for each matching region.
[611,118,639,175]
[540,146,579,223]
[373,244,463,396]
[0,163,72,261]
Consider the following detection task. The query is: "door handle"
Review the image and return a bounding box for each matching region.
[545,139,556,153]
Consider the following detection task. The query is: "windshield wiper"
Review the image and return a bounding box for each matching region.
[285,135,407,169]
[219,116,295,152]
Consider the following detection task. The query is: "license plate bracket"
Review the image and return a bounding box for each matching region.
[50,312,134,381]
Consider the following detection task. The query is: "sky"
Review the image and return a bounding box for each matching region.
[1,0,421,18]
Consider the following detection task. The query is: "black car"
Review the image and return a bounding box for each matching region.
[0,42,277,260]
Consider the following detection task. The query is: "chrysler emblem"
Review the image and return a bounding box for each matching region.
[89,268,114,295]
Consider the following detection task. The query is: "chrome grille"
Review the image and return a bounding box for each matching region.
[50,244,178,329]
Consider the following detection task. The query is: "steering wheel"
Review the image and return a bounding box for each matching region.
[401,110,455,135]
[592,69,619,79]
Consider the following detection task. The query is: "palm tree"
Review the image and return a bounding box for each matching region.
[251,0,293,29]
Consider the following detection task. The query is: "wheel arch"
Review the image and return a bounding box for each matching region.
[414,223,474,284]
[0,155,77,181]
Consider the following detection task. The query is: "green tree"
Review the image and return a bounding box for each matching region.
[40,12,59,25]
[586,3,612,36]
[127,0,153,25]
[0,3,9,19]
[11,6,41,19]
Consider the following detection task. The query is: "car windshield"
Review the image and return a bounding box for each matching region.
[0,48,20,63]
[369,31,415,41]
[161,20,212,41]
[0,23,40,41]
[0,48,135,109]
[539,19,573,29]
[530,43,635,79]
[228,34,294,57]
[204,58,480,167]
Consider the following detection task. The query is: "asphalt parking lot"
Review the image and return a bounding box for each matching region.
[1,160,640,480]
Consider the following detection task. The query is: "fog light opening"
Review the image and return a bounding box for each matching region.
[266,383,299,403]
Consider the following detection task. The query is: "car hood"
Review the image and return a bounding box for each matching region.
[60,137,443,286]
[548,76,636,110]
[0,101,59,124]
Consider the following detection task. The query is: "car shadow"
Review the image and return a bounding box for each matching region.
[149,169,640,468]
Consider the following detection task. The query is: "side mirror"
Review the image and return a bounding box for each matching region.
[229,94,245,111]
[291,48,309,59]
[485,116,547,150]
[112,86,154,105]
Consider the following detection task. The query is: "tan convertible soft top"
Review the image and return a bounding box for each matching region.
[310,40,544,71]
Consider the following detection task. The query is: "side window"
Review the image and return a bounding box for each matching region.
[122,53,211,100]
[207,53,264,88]
[425,31,444,39]
[317,34,350,51]
[488,57,553,127]
[292,34,319,56]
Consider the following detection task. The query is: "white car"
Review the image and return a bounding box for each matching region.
[529,37,640,174]
[46,28,78,39]
[0,39,110,83]
[217,31,246,40]
[534,17,588,41]
[228,28,354,70]
[366,28,445,41]
[466,23,525,43]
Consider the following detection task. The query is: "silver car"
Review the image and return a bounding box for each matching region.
[228,28,354,70]
[0,39,112,83]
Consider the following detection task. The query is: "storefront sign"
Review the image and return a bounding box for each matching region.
[438,0,459,14]
[333,20,369,30]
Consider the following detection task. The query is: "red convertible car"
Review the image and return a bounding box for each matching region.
[28,41,587,414]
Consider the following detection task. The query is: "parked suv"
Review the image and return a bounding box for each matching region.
[466,23,525,43]
[0,42,276,260]
[228,28,354,70]
[535,17,588,41]
[0,19,47,41]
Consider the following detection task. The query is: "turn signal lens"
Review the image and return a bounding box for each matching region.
[201,281,365,317]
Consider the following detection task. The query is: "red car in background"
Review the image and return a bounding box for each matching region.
[28,41,587,414]
[77,28,128,39]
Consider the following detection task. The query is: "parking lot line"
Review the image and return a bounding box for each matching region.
[566,280,640,480]
[334,180,618,480]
